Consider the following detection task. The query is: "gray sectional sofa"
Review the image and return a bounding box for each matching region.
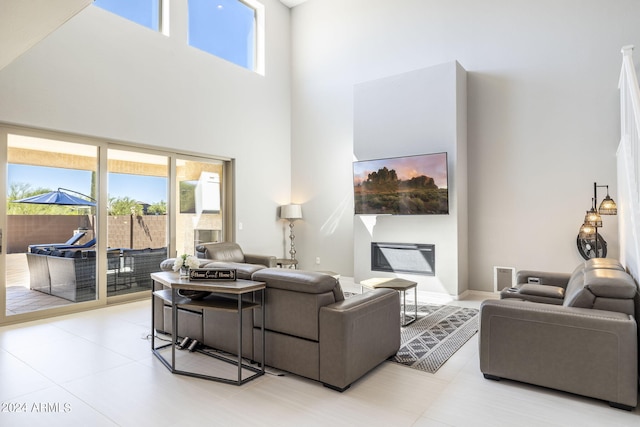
[154,242,401,391]
[480,258,639,410]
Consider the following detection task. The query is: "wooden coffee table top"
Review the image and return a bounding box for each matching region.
[360,277,417,291]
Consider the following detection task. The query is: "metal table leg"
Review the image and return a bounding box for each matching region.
[237,293,243,384]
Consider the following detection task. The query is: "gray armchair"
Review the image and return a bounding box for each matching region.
[480,259,639,410]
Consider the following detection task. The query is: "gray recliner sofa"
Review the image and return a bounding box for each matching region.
[250,268,400,391]
[480,258,639,410]
[154,249,401,391]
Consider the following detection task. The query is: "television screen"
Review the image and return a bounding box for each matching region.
[353,152,449,215]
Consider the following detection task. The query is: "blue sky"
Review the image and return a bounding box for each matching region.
[8,165,167,204]
[188,0,255,69]
[93,0,160,30]
[94,0,254,69]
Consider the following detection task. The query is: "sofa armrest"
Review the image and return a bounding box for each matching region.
[479,299,638,408]
[244,254,277,267]
[195,245,207,259]
[319,289,400,390]
[515,270,571,288]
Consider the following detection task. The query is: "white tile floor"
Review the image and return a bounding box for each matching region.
[0,293,638,426]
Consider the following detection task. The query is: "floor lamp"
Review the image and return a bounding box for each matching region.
[280,204,302,261]
[577,182,617,259]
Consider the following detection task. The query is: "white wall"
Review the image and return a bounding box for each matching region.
[290,0,640,291]
[0,0,292,257]
[352,62,467,297]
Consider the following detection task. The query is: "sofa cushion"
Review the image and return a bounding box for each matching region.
[252,268,342,296]
[519,283,564,299]
[564,267,638,315]
[256,287,336,341]
[583,258,624,271]
[160,258,175,271]
[585,269,637,299]
[199,242,245,263]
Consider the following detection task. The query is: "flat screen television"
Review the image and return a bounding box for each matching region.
[353,152,449,215]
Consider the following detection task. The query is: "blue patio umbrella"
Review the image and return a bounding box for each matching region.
[14,188,96,206]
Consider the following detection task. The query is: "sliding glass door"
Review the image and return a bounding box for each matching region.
[106,148,168,297]
[0,125,232,325]
[3,131,98,317]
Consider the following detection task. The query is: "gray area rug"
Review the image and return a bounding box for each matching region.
[345,292,479,374]
[391,303,479,373]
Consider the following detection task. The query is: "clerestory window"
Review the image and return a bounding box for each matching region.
[93,0,161,32]
[188,0,258,71]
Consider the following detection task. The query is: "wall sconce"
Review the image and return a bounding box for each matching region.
[280,204,302,260]
[577,182,617,259]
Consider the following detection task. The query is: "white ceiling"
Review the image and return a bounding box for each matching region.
[0,0,92,72]
[280,0,308,8]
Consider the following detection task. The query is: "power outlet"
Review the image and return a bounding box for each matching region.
[315,257,320,264]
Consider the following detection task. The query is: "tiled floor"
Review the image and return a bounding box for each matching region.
[0,289,638,426]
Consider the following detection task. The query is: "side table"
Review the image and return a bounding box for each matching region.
[150,271,265,385]
[361,277,418,326]
[276,258,298,269]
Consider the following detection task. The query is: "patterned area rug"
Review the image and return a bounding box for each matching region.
[344,292,479,373]
[391,303,479,373]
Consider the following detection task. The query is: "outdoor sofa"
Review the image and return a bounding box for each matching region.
[27,246,167,302]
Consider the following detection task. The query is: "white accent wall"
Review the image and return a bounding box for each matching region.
[353,62,467,296]
[290,0,640,291]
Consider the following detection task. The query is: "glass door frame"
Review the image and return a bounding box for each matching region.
[1,125,104,323]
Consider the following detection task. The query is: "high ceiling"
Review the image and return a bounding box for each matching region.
[280,0,308,8]
[1,0,307,73]
[0,0,92,72]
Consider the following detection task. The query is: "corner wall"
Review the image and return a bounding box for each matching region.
[353,62,467,296]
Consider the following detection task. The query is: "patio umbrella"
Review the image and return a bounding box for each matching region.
[14,188,96,206]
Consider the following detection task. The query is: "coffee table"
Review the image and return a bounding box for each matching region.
[361,277,418,326]
[150,271,265,385]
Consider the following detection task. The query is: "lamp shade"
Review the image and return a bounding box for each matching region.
[598,195,617,215]
[280,204,302,220]
[583,209,602,227]
[578,223,596,239]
